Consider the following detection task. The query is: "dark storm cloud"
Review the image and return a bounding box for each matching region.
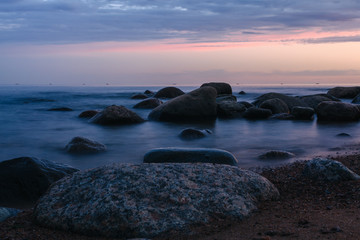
[0,0,359,44]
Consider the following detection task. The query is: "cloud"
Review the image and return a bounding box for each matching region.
[0,0,359,44]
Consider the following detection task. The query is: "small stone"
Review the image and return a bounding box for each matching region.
[78,110,99,118]
[336,133,351,137]
[65,136,106,154]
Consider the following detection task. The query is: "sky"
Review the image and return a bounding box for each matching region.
[0,0,360,86]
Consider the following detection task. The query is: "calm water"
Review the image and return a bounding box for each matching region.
[0,84,358,170]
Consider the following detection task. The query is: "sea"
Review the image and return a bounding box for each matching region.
[0,84,359,170]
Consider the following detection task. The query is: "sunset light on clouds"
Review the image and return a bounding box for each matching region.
[0,0,360,86]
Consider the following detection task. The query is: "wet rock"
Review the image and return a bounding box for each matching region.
[154,87,185,99]
[259,98,289,114]
[291,106,315,120]
[134,98,163,109]
[148,87,217,122]
[78,110,99,118]
[336,133,351,137]
[0,207,21,222]
[300,94,340,109]
[328,86,360,99]
[216,94,237,103]
[243,107,272,120]
[352,93,360,104]
[239,91,246,95]
[269,113,295,120]
[144,90,154,95]
[65,137,106,154]
[253,92,307,110]
[258,150,295,160]
[302,158,360,182]
[144,148,238,165]
[239,101,254,108]
[217,101,246,118]
[0,157,78,207]
[90,105,145,125]
[131,94,149,99]
[201,82,232,95]
[34,163,279,238]
[179,128,212,140]
[316,101,360,122]
[47,107,73,111]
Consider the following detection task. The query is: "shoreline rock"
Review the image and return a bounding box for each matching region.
[90,105,145,125]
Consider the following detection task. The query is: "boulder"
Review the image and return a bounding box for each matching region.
[148,87,217,122]
[243,107,272,120]
[291,106,315,120]
[154,87,185,99]
[0,157,78,207]
[239,91,246,95]
[201,82,232,95]
[78,110,99,118]
[0,207,21,222]
[179,128,212,140]
[131,94,149,100]
[143,148,238,166]
[134,98,163,109]
[239,101,254,108]
[217,101,246,118]
[65,137,106,154]
[253,92,307,110]
[144,90,154,95]
[47,107,73,111]
[258,150,295,160]
[269,113,295,120]
[352,93,360,104]
[216,94,237,103]
[328,86,360,99]
[34,163,279,238]
[302,158,360,182]
[90,105,145,125]
[316,101,360,122]
[300,94,340,109]
[259,98,289,114]
[336,133,351,137]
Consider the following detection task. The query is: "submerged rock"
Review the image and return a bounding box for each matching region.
[336,133,351,137]
[201,82,232,95]
[239,91,246,95]
[327,86,360,99]
[47,107,73,111]
[144,148,238,165]
[134,98,162,109]
[259,98,289,114]
[243,107,272,120]
[154,87,185,99]
[90,105,145,125]
[302,158,360,182]
[316,101,360,122]
[148,87,217,122]
[259,150,295,160]
[131,94,149,99]
[179,128,212,140]
[0,157,78,207]
[34,163,279,238]
[78,110,99,118]
[65,137,106,154]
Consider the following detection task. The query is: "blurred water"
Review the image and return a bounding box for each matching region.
[0,84,358,170]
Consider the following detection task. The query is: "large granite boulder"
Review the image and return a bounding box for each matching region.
[179,128,212,140]
[253,92,307,110]
[154,87,185,99]
[148,87,217,122]
[217,101,246,118]
[243,107,272,120]
[34,163,279,239]
[90,105,145,125]
[0,157,78,207]
[300,94,340,109]
[316,101,360,121]
[200,82,232,95]
[143,148,237,165]
[65,137,106,154]
[291,106,315,120]
[134,98,162,109]
[328,86,360,99]
[302,158,360,182]
[259,98,289,114]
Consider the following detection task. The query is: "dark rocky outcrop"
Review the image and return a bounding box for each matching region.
[143,148,237,165]
[259,98,289,114]
[47,107,73,111]
[148,87,217,122]
[78,110,99,118]
[65,137,106,154]
[299,94,340,109]
[328,86,360,99]
[316,101,360,122]
[243,107,272,120]
[253,92,307,110]
[34,163,279,238]
[201,82,232,95]
[131,94,149,99]
[291,106,315,120]
[0,157,78,207]
[90,105,145,125]
[133,98,163,109]
[216,94,237,103]
[302,158,360,182]
[179,128,212,140]
[154,87,185,99]
[217,101,246,118]
[258,150,295,160]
